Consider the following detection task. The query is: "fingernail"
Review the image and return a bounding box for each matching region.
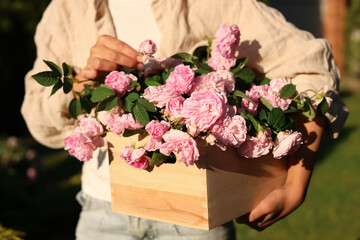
[136,55,143,62]
[137,63,143,70]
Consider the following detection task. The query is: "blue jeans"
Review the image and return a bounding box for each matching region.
[75,191,236,240]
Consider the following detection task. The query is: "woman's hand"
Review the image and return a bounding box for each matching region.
[237,115,326,231]
[73,35,143,93]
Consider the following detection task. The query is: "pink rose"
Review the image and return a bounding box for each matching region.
[207,50,236,71]
[263,93,291,111]
[97,110,113,126]
[145,120,170,139]
[212,115,247,150]
[143,85,181,108]
[97,105,122,126]
[160,129,199,166]
[241,84,268,115]
[215,24,240,58]
[189,70,235,95]
[237,130,273,158]
[166,64,195,94]
[140,39,157,56]
[143,57,182,77]
[97,106,125,136]
[262,78,291,111]
[165,96,185,123]
[207,24,240,71]
[272,131,302,159]
[64,128,97,162]
[269,78,289,93]
[144,137,162,151]
[120,113,144,130]
[79,117,103,137]
[181,91,228,132]
[105,71,137,96]
[78,116,104,148]
[144,120,170,151]
[106,114,126,136]
[120,146,149,170]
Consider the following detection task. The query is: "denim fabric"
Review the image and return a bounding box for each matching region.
[75,191,236,240]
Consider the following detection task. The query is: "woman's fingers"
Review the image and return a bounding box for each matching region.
[96,35,142,67]
[81,67,99,80]
[90,44,142,70]
[87,57,118,72]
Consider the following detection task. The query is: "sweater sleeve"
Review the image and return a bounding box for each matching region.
[21,0,77,149]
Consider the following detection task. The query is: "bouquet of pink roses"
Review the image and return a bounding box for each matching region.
[32,24,330,170]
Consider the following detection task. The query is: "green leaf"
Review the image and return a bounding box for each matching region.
[283,116,295,131]
[235,67,255,84]
[192,46,208,60]
[32,71,60,86]
[260,97,273,110]
[284,106,299,114]
[137,98,156,112]
[233,90,253,103]
[194,69,209,76]
[230,57,248,75]
[257,77,271,85]
[125,92,140,102]
[151,75,163,83]
[246,113,261,133]
[80,96,94,114]
[162,68,174,81]
[43,60,62,77]
[125,100,136,112]
[302,97,316,121]
[122,128,147,137]
[316,98,329,116]
[280,84,296,99]
[150,151,169,166]
[103,96,118,111]
[195,62,212,72]
[95,95,117,113]
[69,98,83,119]
[91,85,115,102]
[132,104,150,125]
[129,81,139,87]
[62,62,72,78]
[145,78,162,86]
[268,108,285,129]
[171,53,194,63]
[49,79,63,97]
[259,109,268,122]
[63,77,73,94]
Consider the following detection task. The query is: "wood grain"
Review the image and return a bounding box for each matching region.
[107,133,287,230]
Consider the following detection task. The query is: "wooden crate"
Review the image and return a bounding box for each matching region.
[107,133,287,230]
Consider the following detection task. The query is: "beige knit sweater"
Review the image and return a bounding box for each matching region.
[21,0,349,201]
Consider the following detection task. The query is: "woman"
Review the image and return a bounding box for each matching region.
[22,0,348,239]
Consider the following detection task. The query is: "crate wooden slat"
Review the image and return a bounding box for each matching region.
[107,133,287,230]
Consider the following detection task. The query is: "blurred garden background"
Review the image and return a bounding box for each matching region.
[0,0,359,239]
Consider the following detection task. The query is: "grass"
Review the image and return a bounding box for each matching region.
[1,92,359,240]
